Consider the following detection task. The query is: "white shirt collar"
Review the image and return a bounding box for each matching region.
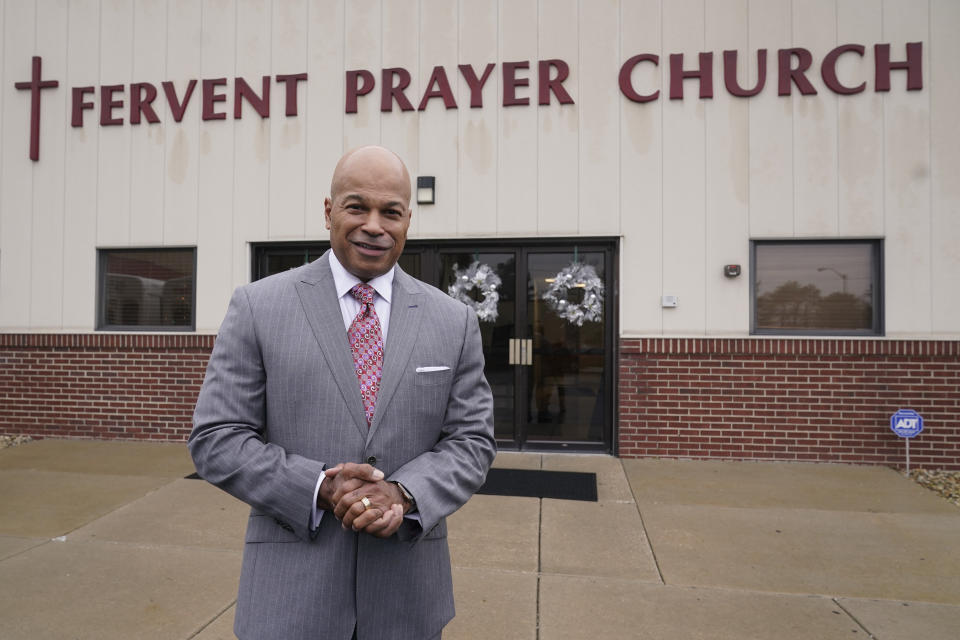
[328,250,394,304]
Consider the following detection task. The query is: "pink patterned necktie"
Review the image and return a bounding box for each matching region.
[348,283,383,426]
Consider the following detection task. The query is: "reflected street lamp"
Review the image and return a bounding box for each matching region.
[817,267,848,294]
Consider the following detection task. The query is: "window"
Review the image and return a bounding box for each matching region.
[97,248,196,330]
[751,240,883,335]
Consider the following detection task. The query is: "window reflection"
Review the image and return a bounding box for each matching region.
[754,242,879,332]
[527,252,605,442]
[99,249,195,330]
[440,253,516,441]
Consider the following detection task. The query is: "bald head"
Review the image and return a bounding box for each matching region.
[330,145,412,204]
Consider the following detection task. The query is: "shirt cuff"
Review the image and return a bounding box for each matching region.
[310,470,327,530]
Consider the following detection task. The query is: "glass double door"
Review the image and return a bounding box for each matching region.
[422,242,614,452]
[254,239,616,452]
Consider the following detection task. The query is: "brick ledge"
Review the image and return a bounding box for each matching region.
[0,333,216,348]
[620,337,960,357]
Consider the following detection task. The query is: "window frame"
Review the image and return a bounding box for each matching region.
[251,241,330,282]
[749,239,884,337]
[96,247,197,332]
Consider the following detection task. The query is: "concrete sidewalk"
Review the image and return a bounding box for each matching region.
[1,440,958,639]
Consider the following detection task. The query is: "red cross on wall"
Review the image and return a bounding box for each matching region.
[15,56,59,162]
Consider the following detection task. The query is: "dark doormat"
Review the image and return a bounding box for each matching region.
[188,468,599,502]
[477,468,598,502]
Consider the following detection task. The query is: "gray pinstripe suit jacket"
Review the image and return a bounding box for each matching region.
[189,252,496,640]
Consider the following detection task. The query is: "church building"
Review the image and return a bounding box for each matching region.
[1,0,957,469]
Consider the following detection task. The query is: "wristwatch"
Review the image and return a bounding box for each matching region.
[392,481,417,513]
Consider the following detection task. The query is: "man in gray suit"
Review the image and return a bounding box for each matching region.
[189,145,496,639]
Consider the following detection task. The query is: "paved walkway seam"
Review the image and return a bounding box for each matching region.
[536,496,543,640]
[453,565,538,577]
[832,598,877,639]
[622,460,666,585]
[54,537,242,555]
[651,580,911,604]
[60,477,181,538]
[0,537,51,563]
[186,599,237,640]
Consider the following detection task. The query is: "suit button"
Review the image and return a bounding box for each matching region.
[366,456,377,465]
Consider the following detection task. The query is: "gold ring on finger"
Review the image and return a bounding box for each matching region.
[360,496,372,510]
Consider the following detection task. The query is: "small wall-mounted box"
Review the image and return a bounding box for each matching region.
[662,295,679,308]
[724,264,742,277]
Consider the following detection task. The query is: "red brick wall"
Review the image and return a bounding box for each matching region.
[619,338,960,470]
[0,334,213,441]
[3,333,959,469]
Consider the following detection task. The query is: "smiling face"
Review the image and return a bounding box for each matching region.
[324,146,413,281]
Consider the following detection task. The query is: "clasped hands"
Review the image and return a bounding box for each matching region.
[318,462,410,538]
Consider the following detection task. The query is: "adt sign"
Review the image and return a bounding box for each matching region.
[890,409,924,438]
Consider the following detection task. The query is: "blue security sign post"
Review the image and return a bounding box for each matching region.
[890,409,924,473]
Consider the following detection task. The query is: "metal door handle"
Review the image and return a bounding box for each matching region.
[508,339,533,366]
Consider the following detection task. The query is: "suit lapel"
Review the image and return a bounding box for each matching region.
[367,268,423,443]
[295,254,369,437]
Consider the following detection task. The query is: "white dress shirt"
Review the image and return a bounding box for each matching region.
[311,252,394,528]
[327,250,395,338]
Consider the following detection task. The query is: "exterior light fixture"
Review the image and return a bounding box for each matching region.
[417,176,435,204]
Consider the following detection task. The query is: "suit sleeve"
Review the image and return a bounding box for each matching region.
[188,286,325,541]
[389,303,496,540]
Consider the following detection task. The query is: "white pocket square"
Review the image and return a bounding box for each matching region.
[416,366,450,372]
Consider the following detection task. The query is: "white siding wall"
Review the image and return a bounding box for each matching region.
[620,0,663,334]
[31,1,68,329]
[232,0,270,295]
[497,0,538,237]
[0,0,956,337]
[837,0,884,237]
[883,0,932,336]
[1,0,34,330]
[196,0,237,324]
[458,0,497,237]
[61,0,101,331]
[705,0,750,335]
[930,0,960,336]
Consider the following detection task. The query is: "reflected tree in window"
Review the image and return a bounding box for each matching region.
[757,281,873,330]
[817,291,872,329]
[756,281,822,328]
[753,240,881,334]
